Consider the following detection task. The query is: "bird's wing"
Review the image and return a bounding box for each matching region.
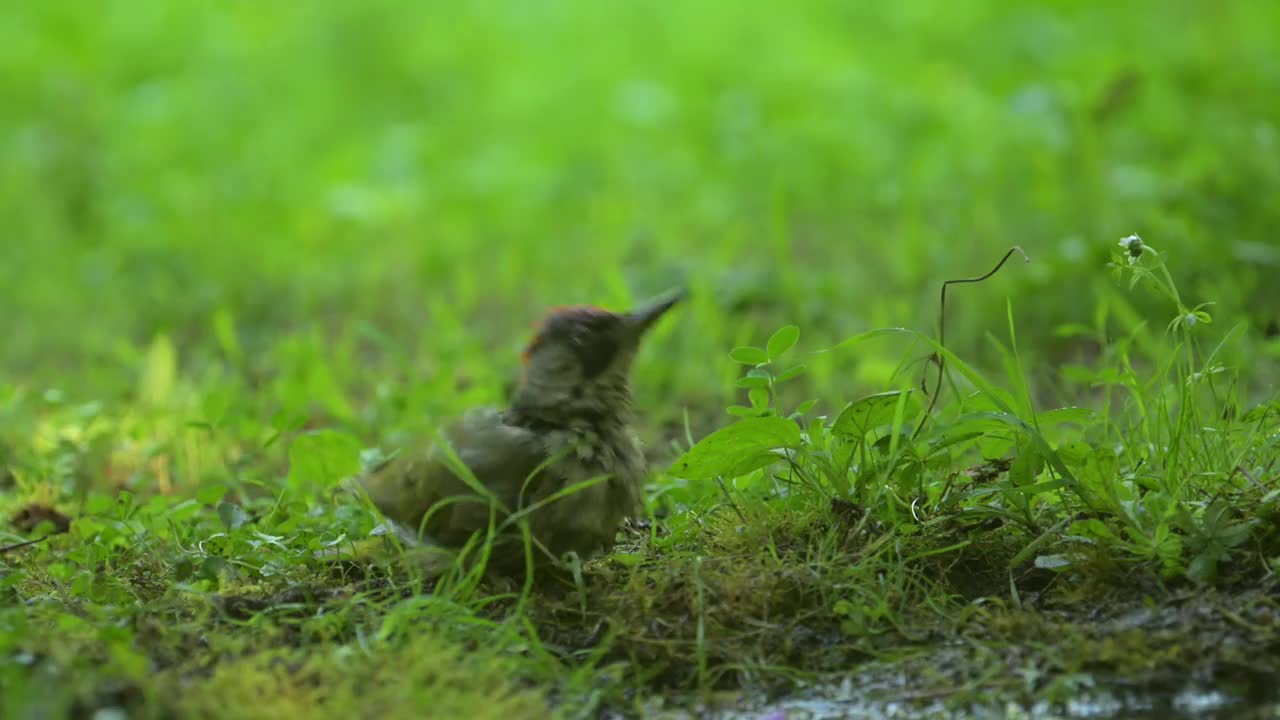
[357,408,553,545]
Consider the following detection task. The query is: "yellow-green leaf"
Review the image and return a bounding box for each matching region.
[669,416,801,482]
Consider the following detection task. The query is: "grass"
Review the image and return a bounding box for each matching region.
[3,1,1280,718]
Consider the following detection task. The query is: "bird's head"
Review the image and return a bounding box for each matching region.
[511,289,684,424]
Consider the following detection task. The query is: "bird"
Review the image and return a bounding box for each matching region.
[353,289,684,572]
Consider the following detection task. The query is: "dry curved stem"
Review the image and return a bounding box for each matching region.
[913,246,1030,440]
[0,535,50,554]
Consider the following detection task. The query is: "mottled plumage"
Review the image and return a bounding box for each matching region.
[357,291,682,569]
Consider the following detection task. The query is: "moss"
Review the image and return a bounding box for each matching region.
[167,634,550,720]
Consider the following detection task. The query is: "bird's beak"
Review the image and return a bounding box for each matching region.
[623,288,686,339]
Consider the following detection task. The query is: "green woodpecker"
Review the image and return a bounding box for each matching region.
[356,290,684,569]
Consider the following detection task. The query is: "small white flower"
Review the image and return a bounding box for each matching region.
[1184,313,1198,327]
[1118,233,1144,263]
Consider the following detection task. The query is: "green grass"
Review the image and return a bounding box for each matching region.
[3,1,1280,718]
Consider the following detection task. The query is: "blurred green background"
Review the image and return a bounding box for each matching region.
[3,0,1278,446]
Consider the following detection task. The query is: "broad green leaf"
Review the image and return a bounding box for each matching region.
[72,517,105,539]
[669,416,802,482]
[1056,441,1092,466]
[85,494,115,515]
[199,556,226,581]
[264,409,309,449]
[1069,518,1119,542]
[1186,551,1219,585]
[201,388,233,428]
[963,387,1020,416]
[831,391,921,438]
[1008,443,1044,486]
[766,325,800,359]
[197,484,228,505]
[729,346,769,365]
[288,430,362,488]
[168,499,202,521]
[271,409,309,432]
[217,502,250,531]
[55,612,88,631]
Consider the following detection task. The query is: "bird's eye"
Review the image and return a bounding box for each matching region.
[574,333,618,379]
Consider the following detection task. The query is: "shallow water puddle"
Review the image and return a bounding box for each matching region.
[652,590,1280,720]
[700,680,1265,719]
